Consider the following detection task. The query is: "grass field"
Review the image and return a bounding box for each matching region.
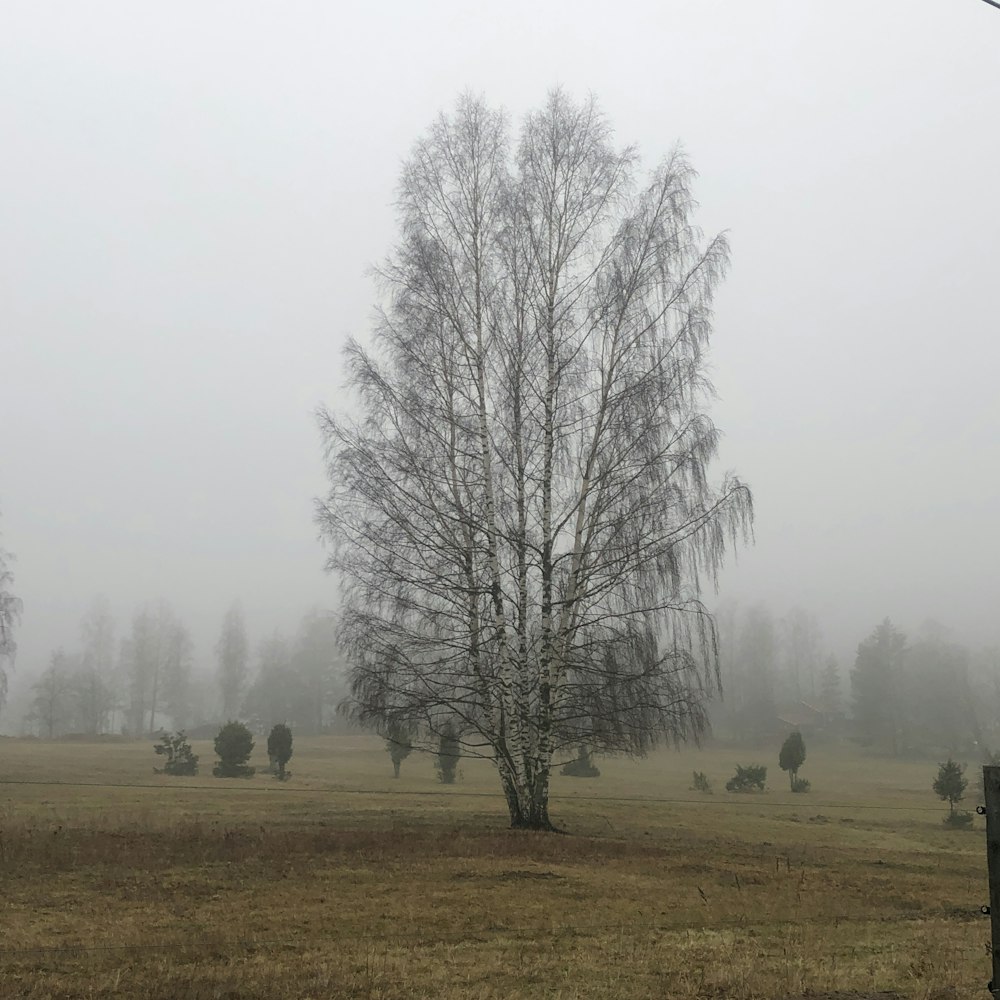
[0,734,989,999]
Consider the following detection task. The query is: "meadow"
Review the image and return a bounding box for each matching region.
[0,733,988,999]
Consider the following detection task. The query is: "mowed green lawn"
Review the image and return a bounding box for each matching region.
[0,734,988,999]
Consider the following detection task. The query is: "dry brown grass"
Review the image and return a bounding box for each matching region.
[0,735,989,998]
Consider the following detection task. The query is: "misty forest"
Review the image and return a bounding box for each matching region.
[2,4,999,998]
[3,577,996,769]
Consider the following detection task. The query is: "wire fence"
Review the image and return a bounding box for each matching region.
[0,776,955,812]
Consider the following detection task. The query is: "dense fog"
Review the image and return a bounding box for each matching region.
[11,597,348,738]
[2,2,998,739]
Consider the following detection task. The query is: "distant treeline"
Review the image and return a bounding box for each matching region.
[18,597,350,739]
[710,602,997,756]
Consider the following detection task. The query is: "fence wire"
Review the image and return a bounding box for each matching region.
[0,776,945,812]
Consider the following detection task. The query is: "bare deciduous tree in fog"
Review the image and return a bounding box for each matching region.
[0,511,23,713]
[780,607,822,702]
[216,602,249,720]
[70,663,116,736]
[243,630,291,731]
[123,608,155,734]
[317,91,752,829]
[28,650,74,739]
[122,602,192,734]
[292,611,340,733]
[77,596,118,734]
[162,618,194,731]
[713,602,777,743]
[242,614,340,733]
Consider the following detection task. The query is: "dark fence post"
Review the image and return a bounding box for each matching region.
[983,765,1000,994]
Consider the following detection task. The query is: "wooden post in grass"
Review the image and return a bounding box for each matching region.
[983,765,1000,994]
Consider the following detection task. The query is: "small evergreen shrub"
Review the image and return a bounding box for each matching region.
[933,757,968,823]
[690,770,712,793]
[434,722,461,784]
[726,764,767,793]
[385,721,414,778]
[791,777,811,793]
[779,731,807,791]
[153,730,199,776]
[266,723,293,780]
[213,720,256,778]
[560,745,600,778]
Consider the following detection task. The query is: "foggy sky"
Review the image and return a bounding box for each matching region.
[2,1,998,722]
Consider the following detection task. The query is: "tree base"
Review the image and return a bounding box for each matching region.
[508,814,565,833]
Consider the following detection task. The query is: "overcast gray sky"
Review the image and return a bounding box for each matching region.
[2,0,998,719]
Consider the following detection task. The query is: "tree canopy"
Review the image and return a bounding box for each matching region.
[317,90,751,829]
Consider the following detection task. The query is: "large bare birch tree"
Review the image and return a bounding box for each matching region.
[317,91,752,829]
